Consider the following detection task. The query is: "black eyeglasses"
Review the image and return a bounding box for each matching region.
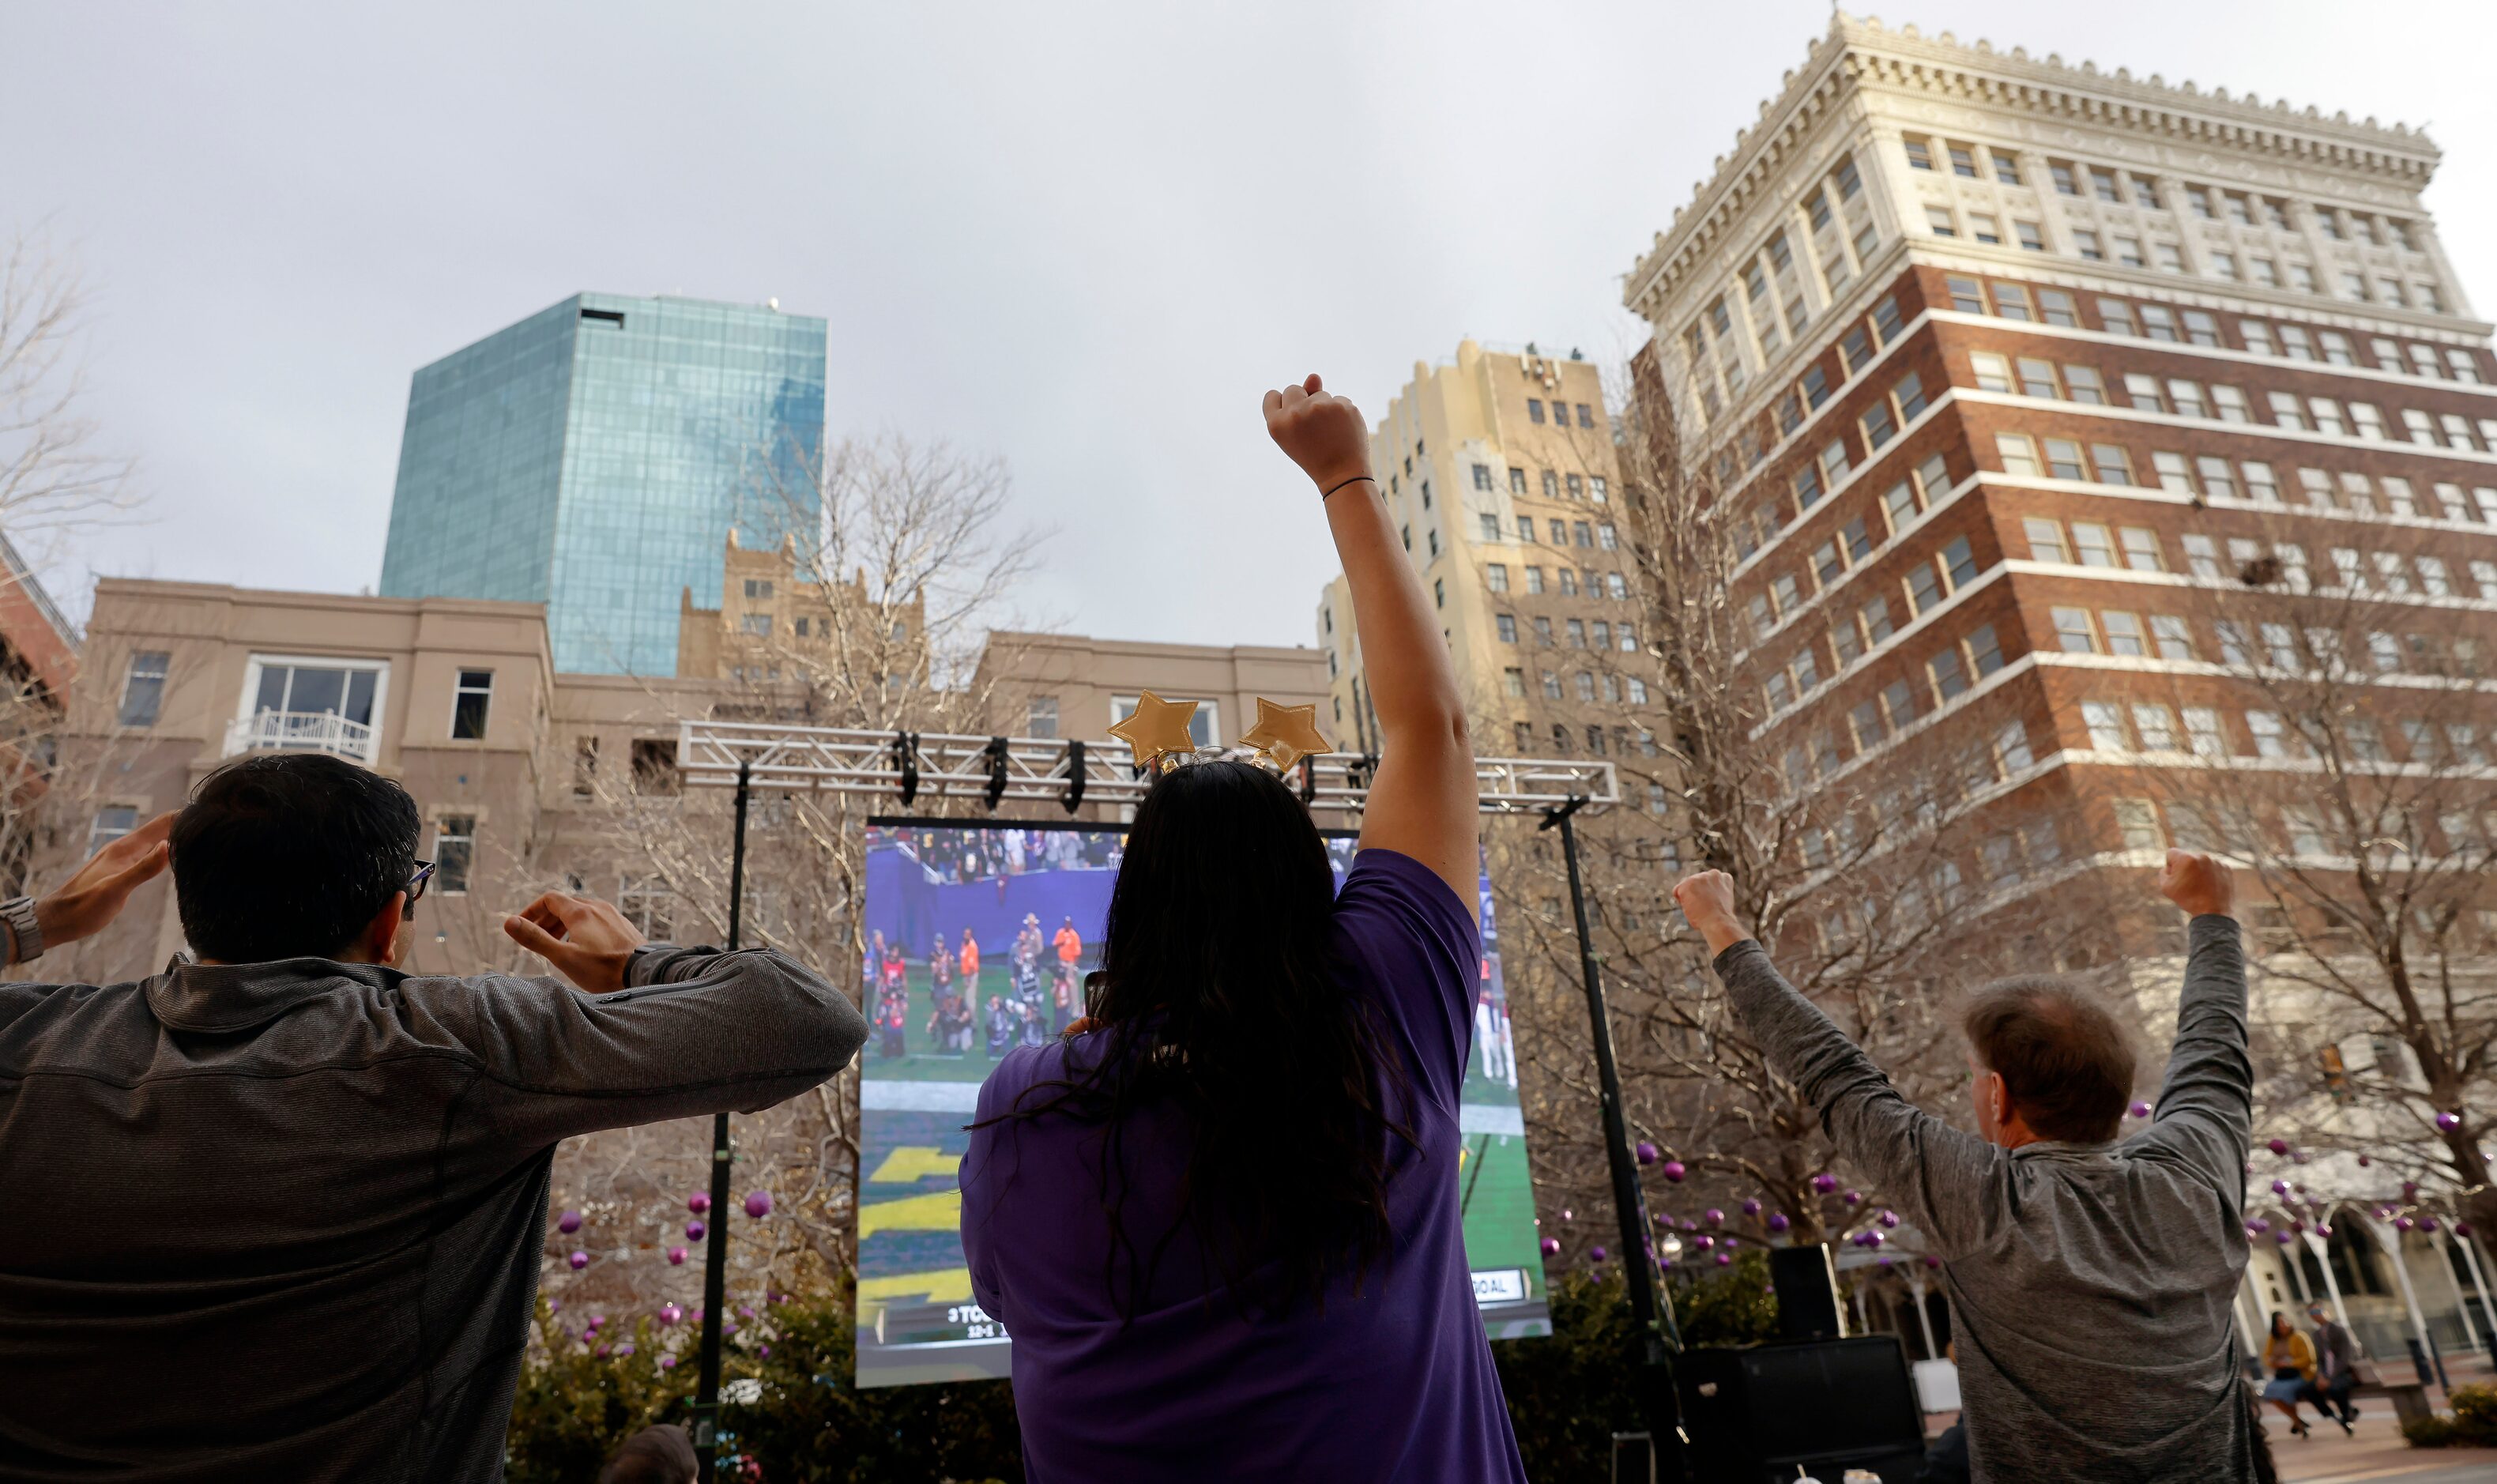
[406,861,438,917]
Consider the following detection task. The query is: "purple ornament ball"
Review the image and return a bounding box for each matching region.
[667,1246,687,1266]
[567,1250,589,1271]
[587,1315,604,1331]
[1767,1213,1791,1234]
[1723,1236,1740,1250]
[2247,1218,2270,1234]
[2129,1101,2152,1119]
[1715,1252,1733,1267]
[1681,1219,1698,1232]
[2420,1216,2440,1233]
[1704,1207,1725,1226]
[737,1305,756,1320]
[1663,1161,1688,1184]
[1924,1255,1942,1270]
[659,1355,677,1370]
[2273,1230,2294,1245]
[1841,1188,1862,1206]
[2270,1179,2292,1196]
[557,1209,582,1234]
[744,1190,774,1219]
[1878,1209,1900,1228]
[660,1304,683,1325]
[1693,1234,1715,1251]
[2395,1216,2416,1233]
[2357,1154,2372,1167]
[1865,1231,1885,1249]
[2456,1222,2475,1237]
[2404,1181,2420,1199]
[2266,1138,2289,1156]
[1742,1199,1762,1216]
[1591,1245,1608,1263]
[597,1345,611,1358]
[1811,1173,1839,1194]
[686,1220,706,1242]
[759,1346,771,1358]
[688,1192,711,1215]
[548,1299,561,1314]
[1541,1237,1561,1256]
[616,1343,635,1357]
[1635,1140,1659,1166]
[2436,1112,2463,1132]
[1560,1208,1573,1222]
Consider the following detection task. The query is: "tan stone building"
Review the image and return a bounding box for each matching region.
[675,532,928,691]
[974,631,1328,752]
[1317,341,1655,770]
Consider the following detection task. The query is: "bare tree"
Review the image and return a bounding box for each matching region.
[544,434,1046,1316]
[2151,522,2497,1237]
[0,229,141,553]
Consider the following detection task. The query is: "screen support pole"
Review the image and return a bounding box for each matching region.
[692,759,751,1483]
[1541,794,1686,1478]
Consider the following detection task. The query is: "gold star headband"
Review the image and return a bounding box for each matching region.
[1107,691,1333,775]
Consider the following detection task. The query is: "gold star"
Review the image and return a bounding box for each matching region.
[1108,690,1200,767]
[1238,697,1331,772]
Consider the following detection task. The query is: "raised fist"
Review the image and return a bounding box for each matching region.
[1671,869,1751,956]
[2157,849,2234,920]
[1262,374,1372,494]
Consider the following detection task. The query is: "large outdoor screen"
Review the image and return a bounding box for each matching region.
[854,818,1550,1388]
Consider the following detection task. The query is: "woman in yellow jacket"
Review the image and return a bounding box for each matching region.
[2261,1311,2322,1438]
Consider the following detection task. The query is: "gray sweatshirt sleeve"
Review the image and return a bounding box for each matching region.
[1712,940,2005,1259]
[2126,915,2251,1202]
[416,943,868,1146]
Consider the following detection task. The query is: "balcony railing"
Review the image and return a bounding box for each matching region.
[224,710,378,763]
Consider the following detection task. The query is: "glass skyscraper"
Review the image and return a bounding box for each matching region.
[379,292,827,676]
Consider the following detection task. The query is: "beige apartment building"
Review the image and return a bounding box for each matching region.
[1318,340,1658,777]
[37,567,1326,980]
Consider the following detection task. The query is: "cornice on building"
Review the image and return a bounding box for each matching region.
[1627,12,2443,318]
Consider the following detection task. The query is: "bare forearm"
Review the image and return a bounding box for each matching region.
[1326,483,1463,744]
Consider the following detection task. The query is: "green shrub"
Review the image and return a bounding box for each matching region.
[2442,1382,2497,1447]
[2402,1414,2458,1448]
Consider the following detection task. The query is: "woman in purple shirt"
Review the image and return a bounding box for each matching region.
[960,375,1527,1482]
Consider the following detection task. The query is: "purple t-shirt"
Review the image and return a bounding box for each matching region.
[961,849,1528,1483]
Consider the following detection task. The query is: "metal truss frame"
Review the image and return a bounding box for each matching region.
[673,718,1618,814]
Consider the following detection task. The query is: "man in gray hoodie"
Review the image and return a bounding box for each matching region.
[0,752,868,1481]
[1674,849,2251,1482]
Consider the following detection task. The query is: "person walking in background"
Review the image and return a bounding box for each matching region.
[2260,1311,2321,1438]
[2302,1301,2360,1432]
[1673,849,2254,1482]
[959,926,981,1005]
[959,375,1525,1482]
[0,752,865,1481]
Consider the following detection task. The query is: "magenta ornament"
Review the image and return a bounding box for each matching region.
[1681,1219,1698,1232]
[1715,1252,1733,1267]
[1723,1236,1740,1249]
[688,1192,711,1215]
[1635,1140,1659,1166]
[744,1190,774,1219]
[724,1322,737,1335]
[1742,1199,1762,1217]
[660,1304,683,1326]
[1878,1209,1900,1228]
[1924,1255,1942,1270]
[597,1345,611,1358]
[1693,1234,1715,1251]
[2457,1222,2476,1237]
[2130,1101,2152,1119]
[567,1250,589,1271]
[668,1246,687,1266]
[2436,1112,2463,1132]
[2273,1230,2294,1245]
[2420,1216,2441,1233]
[1560,1208,1573,1222]
[1767,1213,1791,1233]
[659,1355,678,1369]
[2404,1181,2420,1200]
[549,1299,562,1314]
[1663,1161,1688,1183]
[558,1209,582,1234]
[2395,1216,2416,1232]
[1841,1189,1862,1206]
[1541,1237,1560,1256]
[2248,1219,2270,1234]
[686,1220,706,1242]
[2316,1224,2333,1238]
[2357,1154,2372,1167]
[737,1305,755,1320]
[587,1315,604,1330]
[1811,1173,1839,1194]
[2266,1138,2289,1156]
[1704,1208,1725,1226]
[616,1343,635,1357]
[1591,1246,1607,1262]
[759,1346,771,1358]
[2271,1179,2292,1196]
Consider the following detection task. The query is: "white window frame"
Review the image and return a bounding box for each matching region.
[232,654,392,763]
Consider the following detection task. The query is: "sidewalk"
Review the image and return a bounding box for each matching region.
[2258,1374,2495,1484]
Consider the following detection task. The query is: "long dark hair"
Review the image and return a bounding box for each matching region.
[984,760,1417,1318]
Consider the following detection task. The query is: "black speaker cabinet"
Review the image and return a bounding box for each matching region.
[1676,1335,1927,1483]
[1769,1241,1846,1339]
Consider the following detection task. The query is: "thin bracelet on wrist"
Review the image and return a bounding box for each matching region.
[1321,474,1377,500]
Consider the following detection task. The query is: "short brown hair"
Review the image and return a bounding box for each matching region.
[1962,977,2137,1144]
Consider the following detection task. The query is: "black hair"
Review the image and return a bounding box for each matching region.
[170,752,421,963]
[981,760,1415,1319]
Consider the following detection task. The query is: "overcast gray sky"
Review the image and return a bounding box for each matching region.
[6,0,2492,649]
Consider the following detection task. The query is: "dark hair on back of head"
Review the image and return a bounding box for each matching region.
[981,759,1415,1320]
[1961,975,2137,1144]
[171,752,421,963]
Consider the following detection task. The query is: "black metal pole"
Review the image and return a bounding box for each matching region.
[1542,795,1685,1475]
[692,761,751,1483]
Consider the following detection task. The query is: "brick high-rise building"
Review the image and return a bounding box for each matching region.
[1623,13,2496,1356]
[1319,340,1657,778]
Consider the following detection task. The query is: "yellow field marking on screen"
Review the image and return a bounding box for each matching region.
[868,1147,963,1184]
[857,1267,975,1312]
[859,1189,962,1239]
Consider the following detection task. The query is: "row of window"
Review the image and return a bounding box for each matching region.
[1525,398,1599,429]
[1467,462,1612,505]
[1998,427,2497,533]
[1511,719,1660,759]
[2077,699,2491,777]
[114,650,493,742]
[1746,451,1955,626]
[1493,611,1640,648]
[1687,153,1881,419]
[1921,205,2446,309]
[1478,515,1618,549]
[1761,540,1990,714]
[1486,567,1632,601]
[1941,273,2483,381]
[1501,666,1653,706]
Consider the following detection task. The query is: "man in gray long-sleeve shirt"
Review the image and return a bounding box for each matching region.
[1674,850,2254,1483]
[0,753,868,1481]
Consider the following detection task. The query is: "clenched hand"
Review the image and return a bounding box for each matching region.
[503,891,646,995]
